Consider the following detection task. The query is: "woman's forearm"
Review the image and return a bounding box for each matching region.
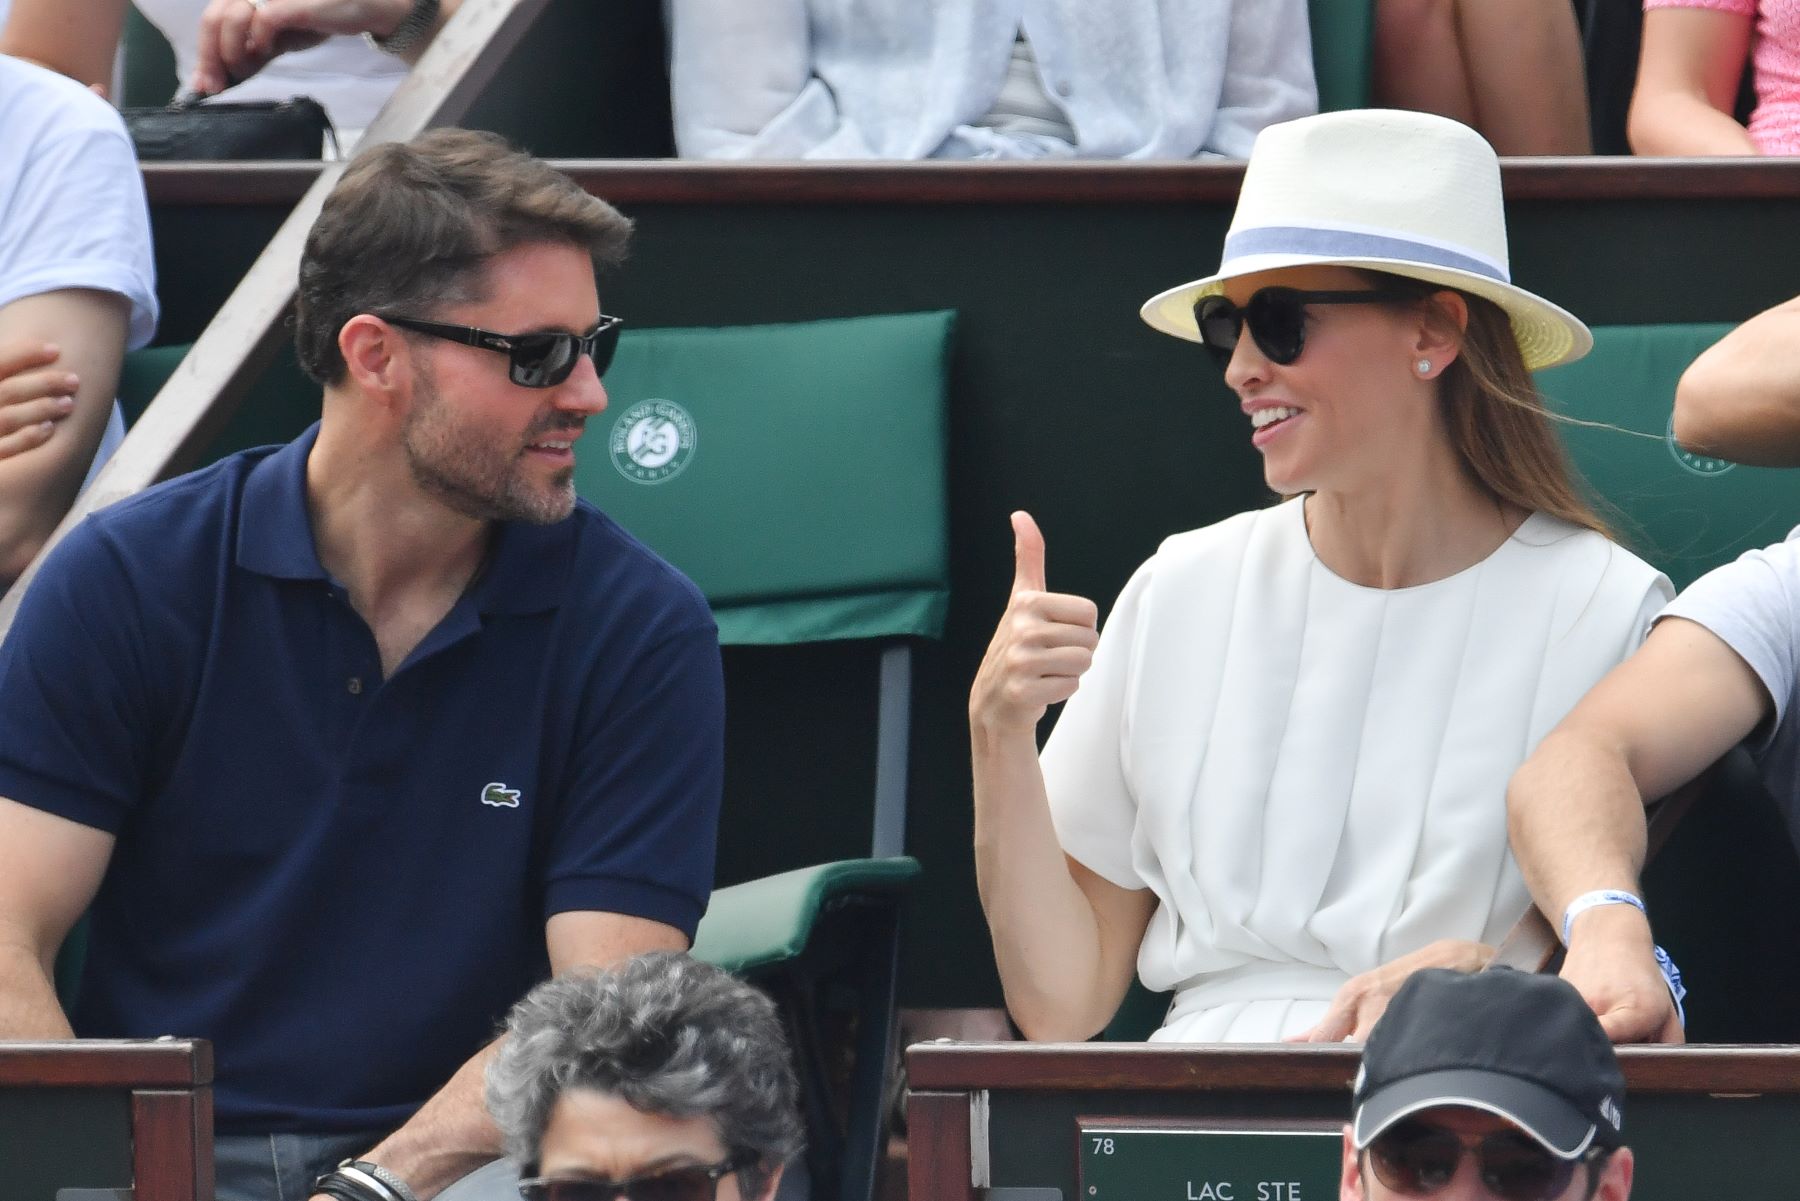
[1628,92,1758,155]
[972,723,1139,1041]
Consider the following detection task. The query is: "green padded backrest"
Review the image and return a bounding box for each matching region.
[120,5,179,109]
[115,343,191,424]
[118,342,322,462]
[579,311,955,646]
[1308,0,1374,112]
[1537,323,1799,590]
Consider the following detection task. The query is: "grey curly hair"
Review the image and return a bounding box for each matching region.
[486,953,804,1193]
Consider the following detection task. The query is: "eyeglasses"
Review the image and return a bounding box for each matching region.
[381,314,624,388]
[517,1151,755,1201]
[1192,287,1412,372]
[1366,1119,1607,1201]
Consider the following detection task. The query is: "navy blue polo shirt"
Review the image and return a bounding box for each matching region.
[0,425,724,1134]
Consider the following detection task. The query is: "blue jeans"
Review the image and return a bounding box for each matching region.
[212,1132,517,1201]
[213,1131,382,1201]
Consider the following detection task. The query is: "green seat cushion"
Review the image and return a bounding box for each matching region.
[1308,0,1373,112]
[578,312,954,645]
[692,857,921,974]
[1537,323,1800,590]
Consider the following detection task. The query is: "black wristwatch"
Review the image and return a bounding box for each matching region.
[367,0,441,57]
[313,1158,419,1201]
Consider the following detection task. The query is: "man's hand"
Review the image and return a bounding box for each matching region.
[969,511,1100,736]
[1560,904,1684,1043]
[0,341,77,460]
[189,0,418,95]
[1289,939,1496,1043]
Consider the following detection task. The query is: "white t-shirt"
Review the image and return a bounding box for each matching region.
[135,0,406,141]
[1044,498,1671,1042]
[0,54,158,488]
[1660,525,1800,828]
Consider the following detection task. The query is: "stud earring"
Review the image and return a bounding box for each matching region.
[1416,359,1432,376]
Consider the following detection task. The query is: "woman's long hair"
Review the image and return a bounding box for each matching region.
[1365,271,1612,540]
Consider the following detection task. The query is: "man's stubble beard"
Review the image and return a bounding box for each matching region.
[401,363,577,525]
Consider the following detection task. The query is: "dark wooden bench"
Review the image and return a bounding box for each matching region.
[0,1040,212,1201]
[907,1041,1800,1201]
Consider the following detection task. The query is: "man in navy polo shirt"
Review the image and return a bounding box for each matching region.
[0,129,724,1201]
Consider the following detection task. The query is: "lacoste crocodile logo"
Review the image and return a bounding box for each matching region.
[480,782,522,808]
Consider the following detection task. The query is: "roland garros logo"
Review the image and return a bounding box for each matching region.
[610,399,697,485]
[1666,412,1734,477]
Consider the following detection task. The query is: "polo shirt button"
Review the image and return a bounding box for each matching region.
[347,676,363,695]
[1055,80,1072,98]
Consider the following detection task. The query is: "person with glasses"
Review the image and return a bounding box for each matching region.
[1345,968,1634,1201]
[0,128,725,1201]
[479,953,803,1201]
[971,108,1669,1046]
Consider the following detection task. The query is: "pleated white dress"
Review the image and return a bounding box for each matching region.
[1043,498,1670,1042]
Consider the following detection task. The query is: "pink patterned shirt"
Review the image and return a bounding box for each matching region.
[1645,0,1800,153]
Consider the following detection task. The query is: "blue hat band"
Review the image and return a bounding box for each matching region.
[1221,226,1510,284]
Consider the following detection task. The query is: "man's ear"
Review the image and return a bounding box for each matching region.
[1340,1127,1367,1200]
[1594,1147,1634,1201]
[338,314,410,404]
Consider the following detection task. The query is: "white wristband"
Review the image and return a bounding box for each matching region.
[1560,888,1646,945]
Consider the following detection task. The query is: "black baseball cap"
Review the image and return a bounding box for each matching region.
[1352,968,1625,1159]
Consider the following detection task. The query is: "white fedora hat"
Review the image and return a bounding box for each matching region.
[1140,109,1591,371]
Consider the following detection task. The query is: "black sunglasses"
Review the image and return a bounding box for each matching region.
[1366,1119,1606,1201]
[381,314,624,388]
[1192,287,1413,372]
[517,1151,755,1201]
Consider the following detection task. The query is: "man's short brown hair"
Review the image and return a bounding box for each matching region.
[293,128,632,385]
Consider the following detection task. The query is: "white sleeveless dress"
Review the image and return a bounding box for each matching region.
[1043,498,1670,1042]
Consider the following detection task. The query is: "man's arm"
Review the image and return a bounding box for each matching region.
[1672,296,1800,466]
[0,290,131,586]
[322,913,688,1200]
[0,798,115,1038]
[1507,617,1771,1041]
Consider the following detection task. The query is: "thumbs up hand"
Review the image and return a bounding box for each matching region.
[970,512,1101,735]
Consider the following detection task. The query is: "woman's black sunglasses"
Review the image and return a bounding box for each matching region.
[517,1151,755,1201]
[381,313,625,388]
[1193,287,1412,372]
[1366,1119,1607,1201]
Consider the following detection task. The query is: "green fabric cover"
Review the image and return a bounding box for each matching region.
[116,343,192,424]
[691,857,921,974]
[121,5,179,109]
[577,311,955,646]
[1308,0,1373,112]
[1537,323,1799,590]
[118,341,323,461]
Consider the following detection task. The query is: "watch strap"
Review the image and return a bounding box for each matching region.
[367,0,441,56]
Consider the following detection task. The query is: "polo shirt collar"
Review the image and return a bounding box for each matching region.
[236,422,574,614]
[237,423,328,581]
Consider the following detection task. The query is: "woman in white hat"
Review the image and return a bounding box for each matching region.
[971,108,1671,1044]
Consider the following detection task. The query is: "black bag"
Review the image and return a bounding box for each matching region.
[123,96,336,161]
